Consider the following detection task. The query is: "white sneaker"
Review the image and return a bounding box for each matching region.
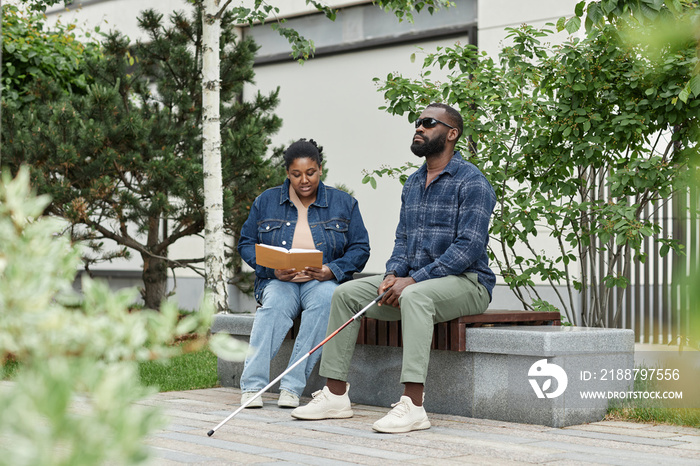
[277,390,299,408]
[240,391,263,408]
[290,384,353,420]
[372,396,431,433]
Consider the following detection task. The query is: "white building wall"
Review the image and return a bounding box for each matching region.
[43,0,181,42]
[478,0,582,57]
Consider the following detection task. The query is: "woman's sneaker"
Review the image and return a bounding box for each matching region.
[372,396,431,433]
[277,390,300,408]
[291,384,353,420]
[240,391,263,408]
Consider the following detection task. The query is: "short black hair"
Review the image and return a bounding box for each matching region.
[426,102,463,140]
[283,138,324,170]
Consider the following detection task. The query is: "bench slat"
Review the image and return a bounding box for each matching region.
[389,321,400,347]
[457,310,561,325]
[360,319,370,344]
[366,318,377,345]
[436,322,449,350]
[451,320,467,352]
[377,320,388,346]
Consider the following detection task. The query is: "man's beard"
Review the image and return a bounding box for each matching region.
[410,132,446,158]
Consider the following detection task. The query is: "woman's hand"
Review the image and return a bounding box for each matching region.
[274,268,299,281]
[303,265,334,282]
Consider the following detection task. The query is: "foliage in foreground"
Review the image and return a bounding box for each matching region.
[0,168,246,466]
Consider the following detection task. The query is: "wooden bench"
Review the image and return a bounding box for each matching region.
[356,310,561,352]
[288,309,561,351]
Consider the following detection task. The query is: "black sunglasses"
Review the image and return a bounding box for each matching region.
[414,117,456,130]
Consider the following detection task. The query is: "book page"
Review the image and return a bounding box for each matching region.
[257,244,289,253]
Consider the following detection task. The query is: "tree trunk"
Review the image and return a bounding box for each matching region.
[202,0,228,313]
[142,254,168,310]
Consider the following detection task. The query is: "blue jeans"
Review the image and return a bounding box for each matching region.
[240,279,338,397]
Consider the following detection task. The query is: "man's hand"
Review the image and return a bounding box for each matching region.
[378,274,415,308]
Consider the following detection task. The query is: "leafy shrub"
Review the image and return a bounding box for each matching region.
[0,168,246,465]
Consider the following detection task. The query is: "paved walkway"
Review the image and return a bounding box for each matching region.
[139,387,700,465]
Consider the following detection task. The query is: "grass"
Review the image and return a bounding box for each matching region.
[138,343,220,392]
[606,406,700,427]
[2,343,221,393]
[3,346,220,392]
[605,366,700,428]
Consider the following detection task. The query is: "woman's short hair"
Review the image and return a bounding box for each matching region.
[283,138,324,170]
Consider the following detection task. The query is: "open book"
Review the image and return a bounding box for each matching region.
[255,243,323,270]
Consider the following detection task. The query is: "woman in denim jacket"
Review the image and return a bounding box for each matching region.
[237,139,370,409]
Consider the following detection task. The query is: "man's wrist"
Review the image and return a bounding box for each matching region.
[383,270,397,279]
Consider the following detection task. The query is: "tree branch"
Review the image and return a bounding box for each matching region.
[215,0,235,19]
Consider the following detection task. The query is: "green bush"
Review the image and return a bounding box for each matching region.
[364,2,698,327]
[0,168,246,465]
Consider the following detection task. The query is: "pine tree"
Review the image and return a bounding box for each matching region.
[2,6,284,309]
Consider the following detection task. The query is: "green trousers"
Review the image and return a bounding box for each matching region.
[318,272,490,384]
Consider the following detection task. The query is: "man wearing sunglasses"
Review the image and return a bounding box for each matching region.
[292,103,497,433]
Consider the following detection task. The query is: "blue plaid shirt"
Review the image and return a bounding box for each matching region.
[385,152,496,299]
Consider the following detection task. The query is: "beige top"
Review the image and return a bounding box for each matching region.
[289,185,315,282]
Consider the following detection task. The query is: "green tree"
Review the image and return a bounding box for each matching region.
[1,4,101,166]
[2,6,285,309]
[1,4,99,104]
[365,1,698,326]
[564,0,700,103]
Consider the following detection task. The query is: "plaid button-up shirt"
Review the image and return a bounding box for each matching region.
[385,152,496,299]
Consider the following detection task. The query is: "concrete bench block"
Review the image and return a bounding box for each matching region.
[465,327,635,427]
[212,314,635,427]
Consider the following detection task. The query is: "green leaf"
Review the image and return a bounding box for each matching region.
[209,333,248,362]
[689,75,700,98]
[616,233,626,245]
[556,16,567,32]
[565,16,581,34]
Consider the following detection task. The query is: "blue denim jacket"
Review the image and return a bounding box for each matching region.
[238,179,371,302]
